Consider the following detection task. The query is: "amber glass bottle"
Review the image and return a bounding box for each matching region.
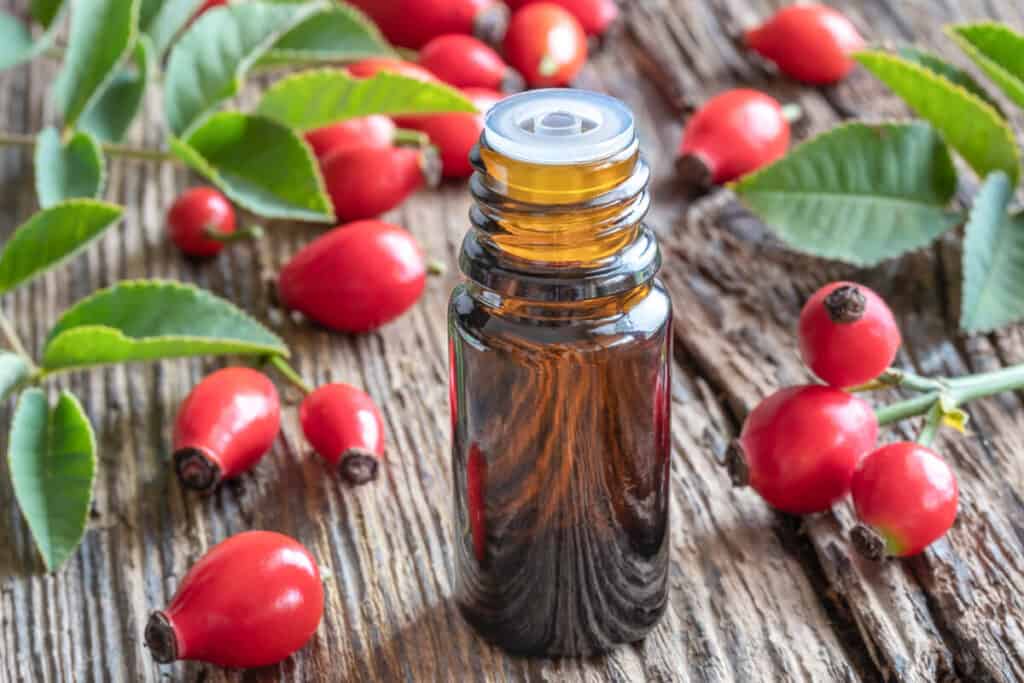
[449,90,672,657]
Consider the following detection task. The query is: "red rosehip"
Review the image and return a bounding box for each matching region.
[507,0,618,37]
[419,34,524,93]
[300,383,386,485]
[745,4,864,85]
[304,115,397,161]
[466,443,487,563]
[321,145,440,222]
[145,531,323,668]
[731,385,878,514]
[403,88,504,178]
[504,3,587,87]
[851,442,958,558]
[345,0,510,49]
[278,220,427,333]
[798,282,901,388]
[173,367,281,492]
[167,187,236,258]
[346,57,440,83]
[677,89,790,188]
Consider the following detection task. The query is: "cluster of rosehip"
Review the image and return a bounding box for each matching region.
[729,282,958,560]
[677,4,862,189]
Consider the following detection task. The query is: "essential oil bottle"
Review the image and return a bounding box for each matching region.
[448,89,672,657]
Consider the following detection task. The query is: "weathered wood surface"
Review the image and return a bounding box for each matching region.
[3,0,1024,681]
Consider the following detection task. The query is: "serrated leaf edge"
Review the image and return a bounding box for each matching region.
[263,1,395,62]
[946,23,1024,108]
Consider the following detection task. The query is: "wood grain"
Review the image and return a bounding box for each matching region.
[2,0,1024,681]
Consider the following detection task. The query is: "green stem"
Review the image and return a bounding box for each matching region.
[0,309,37,371]
[780,102,803,124]
[948,364,1024,404]
[850,368,945,394]
[875,392,939,426]
[268,355,312,395]
[393,128,430,147]
[916,402,944,447]
[205,225,264,244]
[0,131,178,163]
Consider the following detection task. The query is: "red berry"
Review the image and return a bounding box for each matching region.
[167,187,236,258]
[403,88,504,178]
[346,57,440,83]
[321,145,440,221]
[851,442,958,558]
[732,385,878,514]
[745,4,864,85]
[798,282,901,388]
[300,383,386,485]
[466,443,487,563]
[172,367,281,492]
[145,531,323,668]
[304,115,396,161]
[504,3,587,87]
[677,89,790,188]
[345,0,510,49]
[507,0,618,36]
[419,34,524,92]
[278,220,427,333]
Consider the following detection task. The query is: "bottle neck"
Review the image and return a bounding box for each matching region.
[461,140,658,303]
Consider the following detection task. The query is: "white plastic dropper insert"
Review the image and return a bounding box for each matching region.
[482,89,637,165]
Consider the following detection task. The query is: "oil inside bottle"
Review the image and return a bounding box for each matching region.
[449,90,672,657]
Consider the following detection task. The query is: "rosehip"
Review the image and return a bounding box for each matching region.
[677,89,790,188]
[798,282,901,388]
[145,531,323,668]
[345,0,510,49]
[304,115,397,160]
[745,4,864,85]
[403,88,504,178]
[730,385,878,514]
[300,383,386,485]
[419,34,524,93]
[173,367,281,492]
[466,443,487,563]
[851,442,958,558]
[346,57,440,83]
[504,3,587,87]
[321,145,440,221]
[507,0,618,37]
[278,220,427,333]
[167,187,236,258]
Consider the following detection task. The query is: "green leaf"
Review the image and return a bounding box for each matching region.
[896,46,1002,113]
[855,49,1020,184]
[9,388,96,572]
[33,127,105,208]
[261,4,394,66]
[0,10,57,71]
[949,23,1024,110]
[53,0,139,128]
[255,69,476,131]
[141,0,203,57]
[0,201,122,295]
[732,122,962,267]
[170,112,332,222]
[0,352,31,401]
[30,0,63,28]
[163,1,326,136]
[960,172,1024,332]
[42,280,288,370]
[78,36,152,143]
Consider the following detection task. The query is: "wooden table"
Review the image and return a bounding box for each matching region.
[3,1,1024,681]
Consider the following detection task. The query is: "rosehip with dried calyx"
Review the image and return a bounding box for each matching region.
[744,4,864,85]
[300,383,386,485]
[346,0,510,49]
[728,385,878,514]
[321,144,441,222]
[677,89,793,190]
[347,57,440,83]
[851,442,958,559]
[419,34,524,93]
[504,3,587,87]
[506,0,618,37]
[167,187,261,258]
[278,220,427,333]
[173,367,281,493]
[404,88,504,178]
[145,531,323,668]
[799,281,902,388]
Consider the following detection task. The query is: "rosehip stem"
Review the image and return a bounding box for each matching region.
[780,103,804,124]
[916,402,944,447]
[267,355,312,395]
[0,131,178,163]
[393,128,430,147]
[204,225,265,244]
